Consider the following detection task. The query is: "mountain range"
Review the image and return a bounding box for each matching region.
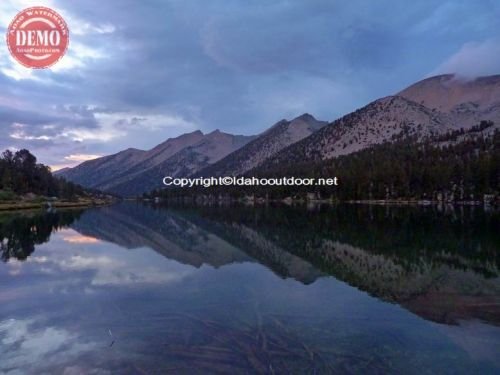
[58,130,255,196]
[57,74,500,197]
[57,113,326,196]
[259,74,500,170]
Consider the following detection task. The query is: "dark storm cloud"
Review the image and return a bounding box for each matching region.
[1,0,499,167]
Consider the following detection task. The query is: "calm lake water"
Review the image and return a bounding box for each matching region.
[1,202,499,374]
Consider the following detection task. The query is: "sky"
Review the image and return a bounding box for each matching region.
[0,0,499,170]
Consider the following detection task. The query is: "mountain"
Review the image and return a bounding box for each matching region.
[95,131,208,193]
[108,130,254,196]
[54,167,71,174]
[58,113,325,196]
[56,147,146,189]
[59,74,500,197]
[398,74,500,130]
[258,74,500,169]
[258,96,445,168]
[196,113,326,177]
[398,74,500,112]
[57,130,254,196]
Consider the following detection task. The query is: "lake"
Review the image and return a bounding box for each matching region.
[1,202,499,374]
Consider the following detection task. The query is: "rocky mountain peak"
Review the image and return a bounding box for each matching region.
[195,114,326,177]
[294,113,316,122]
[398,74,500,112]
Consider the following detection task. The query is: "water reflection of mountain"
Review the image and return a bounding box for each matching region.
[186,203,500,326]
[73,202,500,326]
[71,202,323,284]
[2,202,498,326]
[0,210,83,262]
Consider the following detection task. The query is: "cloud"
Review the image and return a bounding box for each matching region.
[0,0,115,80]
[50,40,108,72]
[0,0,499,166]
[64,154,103,162]
[1,64,47,82]
[0,105,100,148]
[430,39,500,78]
[411,1,497,36]
[244,75,365,128]
[0,102,198,167]
[0,0,57,27]
[9,125,52,141]
[94,111,197,132]
[64,14,115,36]
[0,318,96,373]
[50,164,75,171]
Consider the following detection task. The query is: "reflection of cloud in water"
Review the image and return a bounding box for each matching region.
[5,257,51,277]
[50,253,193,286]
[59,255,114,269]
[438,321,500,367]
[92,266,189,286]
[62,234,101,244]
[5,260,22,276]
[6,229,195,289]
[0,318,96,373]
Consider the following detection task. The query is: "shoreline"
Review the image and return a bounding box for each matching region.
[343,199,489,206]
[0,199,115,212]
[141,197,498,208]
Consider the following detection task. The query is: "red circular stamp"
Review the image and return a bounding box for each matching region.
[6,6,69,69]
